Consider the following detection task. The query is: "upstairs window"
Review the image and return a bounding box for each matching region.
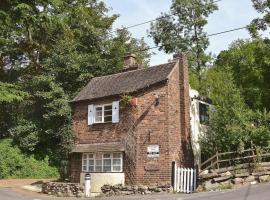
[94,104,112,123]
[199,102,209,125]
[88,101,119,125]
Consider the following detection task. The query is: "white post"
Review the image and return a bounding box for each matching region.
[191,169,193,192]
[85,173,91,197]
[194,168,197,192]
[180,167,183,192]
[187,168,190,193]
[177,167,180,192]
[183,168,187,193]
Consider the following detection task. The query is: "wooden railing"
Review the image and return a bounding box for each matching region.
[199,147,270,171]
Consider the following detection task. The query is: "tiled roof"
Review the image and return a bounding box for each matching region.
[72,61,176,102]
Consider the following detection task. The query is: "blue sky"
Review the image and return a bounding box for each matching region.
[104,0,260,65]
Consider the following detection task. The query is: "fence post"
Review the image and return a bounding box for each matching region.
[190,168,194,193]
[180,167,183,192]
[216,151,219,169]
[173,164,177,192]
[177,167,180,192]
[183,168,187,193]
[194,168,197,192]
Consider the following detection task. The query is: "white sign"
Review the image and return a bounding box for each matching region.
[147,145,159,158]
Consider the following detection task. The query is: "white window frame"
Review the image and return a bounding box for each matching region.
[93,104,113,124]
[82,152,123,173]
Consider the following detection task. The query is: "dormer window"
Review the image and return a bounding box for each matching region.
[88,101,119,125]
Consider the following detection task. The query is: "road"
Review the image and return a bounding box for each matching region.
[0,182,270,200]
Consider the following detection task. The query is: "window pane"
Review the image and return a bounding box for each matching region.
[95,166,102,172]
[104,116,112,122]
[103,153,111,158]
[104,105,112,110]
[103,159,111,166]
[88,154,94,159]
[103,165,111,172]
[104,110,112,116]
[82,166,87,171]
[88,160,94,166]
[88,166,94,172]
[83,160,87,165]
[199,103,209,124]
[96,153,102,159]
[113,159,121,165]
[96,159,102,166]
[95,106,102,111]
[113,166,121,172]
[113,153,121,158]
[83,154,87,159]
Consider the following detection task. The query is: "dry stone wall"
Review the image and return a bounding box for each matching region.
[198,162,270,191]
[101,183,172,196]
[42,182,84,197]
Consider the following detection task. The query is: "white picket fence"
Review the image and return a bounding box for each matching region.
[174,167,197,193]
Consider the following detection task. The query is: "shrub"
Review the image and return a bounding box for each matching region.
[0,139,59,179]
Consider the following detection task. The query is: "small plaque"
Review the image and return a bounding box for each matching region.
[145,162,159,171]
[147,145,159,158]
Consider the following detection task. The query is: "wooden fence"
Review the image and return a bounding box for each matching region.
[174,167,197,193]
[199,147,270,171]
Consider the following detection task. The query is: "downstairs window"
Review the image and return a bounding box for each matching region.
[82,152,123,173]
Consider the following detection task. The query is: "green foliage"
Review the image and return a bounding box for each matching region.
[215,38,270,111]
[0,0,150,167]
[120,94,132,109]
[0,82,27,103]
[11,75,73,164]
[149,0,218,81]
[0,139,58,179]
[249,0,270,36]
[200,68,270,158]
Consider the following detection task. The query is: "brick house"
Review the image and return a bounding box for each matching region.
[70,53,194,191]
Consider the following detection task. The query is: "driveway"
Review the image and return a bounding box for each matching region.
[0,182,270,200]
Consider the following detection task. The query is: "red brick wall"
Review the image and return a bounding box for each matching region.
[132,83,170,185]
[70,153,82,183]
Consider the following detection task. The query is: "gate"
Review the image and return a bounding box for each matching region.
[173,167,197,193]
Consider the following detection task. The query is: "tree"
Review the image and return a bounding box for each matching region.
[149,0,218,83]
[0,0,150,166]
[249,0,270,36]
[0,82,26,103]
[215,38,270,111]
[200,68,270,157]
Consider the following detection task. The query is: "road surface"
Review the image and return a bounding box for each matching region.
[0,182,270,200]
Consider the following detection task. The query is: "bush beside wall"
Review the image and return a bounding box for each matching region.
[0,139,59,179]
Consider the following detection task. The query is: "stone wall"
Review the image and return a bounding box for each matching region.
[42,182,84,197]
[101,183,172,196]
[198,163,270,191]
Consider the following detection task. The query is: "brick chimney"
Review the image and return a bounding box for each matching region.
[122,53,140,72]
[174,52,194,168]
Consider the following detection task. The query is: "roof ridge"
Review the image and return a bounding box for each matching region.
[92,61,177,80]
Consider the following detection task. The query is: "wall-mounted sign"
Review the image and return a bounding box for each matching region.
[147,145,159,158]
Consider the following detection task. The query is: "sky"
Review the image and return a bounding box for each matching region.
[104,0,260,65]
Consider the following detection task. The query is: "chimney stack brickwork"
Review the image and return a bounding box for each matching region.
[122,53,141,72]
[178,53,194,168]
